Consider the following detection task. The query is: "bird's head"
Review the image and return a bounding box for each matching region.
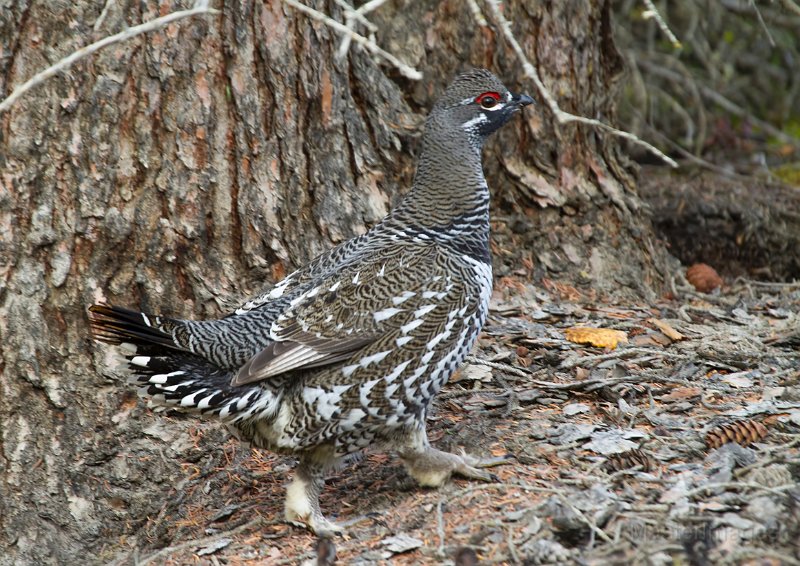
[429,68,534,147]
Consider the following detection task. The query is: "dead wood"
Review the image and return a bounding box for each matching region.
[639,167,800,281]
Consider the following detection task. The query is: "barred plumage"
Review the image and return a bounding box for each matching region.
[89,69,533,535]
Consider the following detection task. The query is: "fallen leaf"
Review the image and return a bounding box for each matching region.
[564,327,628,349]
[648,318,685,341]
[662,386,702,402]
[630,333,670,347]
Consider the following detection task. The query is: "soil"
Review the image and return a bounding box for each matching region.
[96,272,800,565]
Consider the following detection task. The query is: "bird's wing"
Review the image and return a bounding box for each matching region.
[232,233,370,315]
[231,242,475,386]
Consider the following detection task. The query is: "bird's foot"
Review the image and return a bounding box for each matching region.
[285,508,344,537]
[401,446,512,487]
[284,464,344,536]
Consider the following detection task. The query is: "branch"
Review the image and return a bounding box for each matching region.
[134,517,265,566]
[466,0,488,27]
[0,5,219,115]
[748,0,776,47]
[332,0,377,32]
[641,0,682,49]
[93,0,117,32]
[282,0,422,80]
[332,0,379,61]
[355,0,390,15]
[484,0,678,168]
[780,0,800,16]
[637,58,800,147]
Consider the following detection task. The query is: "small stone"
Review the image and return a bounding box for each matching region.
[563,402,590,416]
[381,534,423,554]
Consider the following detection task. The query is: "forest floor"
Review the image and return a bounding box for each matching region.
[97,273,800,566]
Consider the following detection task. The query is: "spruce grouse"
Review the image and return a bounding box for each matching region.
[89,69,533,535]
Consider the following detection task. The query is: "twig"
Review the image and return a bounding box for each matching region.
[729,548,800,566]
[467,0,488,27]
[332,0,377,31]
[333,0,377,60]
[684,481,797,499]
[560,347,686,370]
[0,5,219,114]
[749,0,776,47]
[506,525,521,563]
[282,0,421,80]
[93,0,116,32]
[447,481,564,503]
[436,498,447,557]
[355,0,389,14]
[466,355,679,391]
[465,356,531,378]
[637,59,800,147]
[732,278,800,289]
[641,0,682,48]
[638,117,751,179]
[781,0,800,16]
[135,517,266,565]
[271,550,317,565]
[558,495,614,544]
[483,0,678,168]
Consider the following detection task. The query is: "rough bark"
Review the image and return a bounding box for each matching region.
[0,0,669,563]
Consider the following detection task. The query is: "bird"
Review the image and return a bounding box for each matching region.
[88,68,533,536]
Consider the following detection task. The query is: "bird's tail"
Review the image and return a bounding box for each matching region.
[88,304,278,422]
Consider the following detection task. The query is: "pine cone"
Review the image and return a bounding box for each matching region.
[686,263,723,292]
[523,539,572,564]
[705,420,768,449]
[604,449,655,473]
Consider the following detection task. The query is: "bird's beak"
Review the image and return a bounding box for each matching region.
[513,93,534,107]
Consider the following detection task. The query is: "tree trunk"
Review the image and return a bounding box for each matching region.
[0,0,668,563]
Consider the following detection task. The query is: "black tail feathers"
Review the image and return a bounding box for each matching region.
[88,303,181,352]
[88,303,272,421]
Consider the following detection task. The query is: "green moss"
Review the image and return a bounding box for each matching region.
[774,162,800,187]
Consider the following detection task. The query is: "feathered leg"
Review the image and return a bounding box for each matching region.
[284,450,343,536]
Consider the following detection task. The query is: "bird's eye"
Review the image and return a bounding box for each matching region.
[475,91,501,109]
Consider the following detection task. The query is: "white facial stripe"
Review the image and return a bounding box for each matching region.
[462,114,489,130]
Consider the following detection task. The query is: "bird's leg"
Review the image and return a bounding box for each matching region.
[397,426,509,487]
[284,455,343,536]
